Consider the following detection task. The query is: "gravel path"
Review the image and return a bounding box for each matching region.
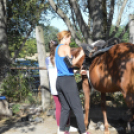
[0,116,125,134]
[0,106,130,134]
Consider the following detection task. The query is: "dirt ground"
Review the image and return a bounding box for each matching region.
[0,104,132,134]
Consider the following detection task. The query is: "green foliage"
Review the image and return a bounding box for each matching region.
[75,72,82,83]
[21,38,37,57]
[12,104,20,114]
[27,96,36,104]
[113,93,127,107]
[9,25,60,57]
[75,72,82,91]
[74,72,84,107]
[7,0,48,33]
[70,41,78,48]
[79,90,84,107]
[8,37,38,58]
[109,25,129,42]
[122,29,129,42]
[1,72,33,102]
[43,26,59,52]
[7,0,49,58]
[8,36,25,57]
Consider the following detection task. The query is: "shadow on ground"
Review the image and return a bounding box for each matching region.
[69,105,131,134]
[0,114,40,134]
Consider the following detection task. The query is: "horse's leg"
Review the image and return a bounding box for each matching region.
[131,108,134,121]
[101,93,110,134]
[82,75,91,129]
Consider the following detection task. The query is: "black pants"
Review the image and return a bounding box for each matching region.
[56,76,86,133]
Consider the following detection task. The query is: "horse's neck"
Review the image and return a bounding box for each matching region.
[71,47,81,57]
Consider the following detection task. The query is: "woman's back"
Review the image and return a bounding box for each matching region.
[55,44,74,76]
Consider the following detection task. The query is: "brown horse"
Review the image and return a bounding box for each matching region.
[71,42,134,134]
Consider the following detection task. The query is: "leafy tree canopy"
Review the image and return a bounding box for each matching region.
[7,0,49,59]
[48,0,133,45]
[43,25,59,52]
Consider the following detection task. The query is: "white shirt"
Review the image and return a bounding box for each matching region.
[45,57,58,95]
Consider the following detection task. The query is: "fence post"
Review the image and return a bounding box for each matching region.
[36,26,50,111]
[129,15,134,44]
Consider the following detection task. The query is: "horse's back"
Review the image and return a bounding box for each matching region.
[89,43,134,93]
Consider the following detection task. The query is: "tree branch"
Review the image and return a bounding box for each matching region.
[68,0,92,44]
[107,0,115,38]
[116,0,128,27]
[102,0,107,39]
[109,24,128,40]
[118,24,129,39]
[70,7,77,30]
[48,0,82,45]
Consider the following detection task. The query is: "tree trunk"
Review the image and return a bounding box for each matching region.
[0,0,11,80]
[102,0,107,39]
[0,0,8,58]
[36,26,50,111]
[129,15,134,44]
[88,0,106,40]
[68,0,92,44]
[48,0,82,46]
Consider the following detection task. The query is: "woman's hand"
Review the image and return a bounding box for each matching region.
[80,70,87,75]
[79,49,84,57]
[71,49,84,66]
[80,65,87,75]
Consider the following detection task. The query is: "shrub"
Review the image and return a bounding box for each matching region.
[12,104,20,114]
[1,72,33,102]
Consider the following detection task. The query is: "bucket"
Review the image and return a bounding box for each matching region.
[0,96,6,100]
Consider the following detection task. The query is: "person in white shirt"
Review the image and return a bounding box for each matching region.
[46,40,77,134]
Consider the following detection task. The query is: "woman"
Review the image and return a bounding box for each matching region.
[45,40,72,134]
[55,30,90,134]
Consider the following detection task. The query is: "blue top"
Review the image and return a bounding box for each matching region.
[55,44,74,76]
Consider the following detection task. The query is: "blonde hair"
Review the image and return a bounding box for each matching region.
[57,30,71,42]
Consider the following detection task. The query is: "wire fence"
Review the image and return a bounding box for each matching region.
[0,59,47,105]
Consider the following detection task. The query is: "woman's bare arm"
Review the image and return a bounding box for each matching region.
[65,45,84,66]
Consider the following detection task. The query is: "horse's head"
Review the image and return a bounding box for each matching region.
[71,47,85,68]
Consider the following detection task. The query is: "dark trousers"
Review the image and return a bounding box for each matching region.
[56,76,86,133]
